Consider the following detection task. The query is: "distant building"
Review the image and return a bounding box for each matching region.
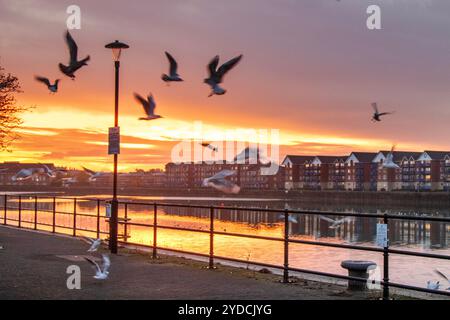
[304,156,347,190]
[281,155,315,190]
[416,151,450,191]
[344,152,377,191]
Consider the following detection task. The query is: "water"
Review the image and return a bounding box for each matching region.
[2,194,449,292]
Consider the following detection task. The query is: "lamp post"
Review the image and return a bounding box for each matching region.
[105,40,129,254]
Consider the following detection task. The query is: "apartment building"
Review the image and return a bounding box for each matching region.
[281,155,315,190]
[344,152,377,191]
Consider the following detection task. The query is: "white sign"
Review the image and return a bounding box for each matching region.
[376,223,388,247]
[105,203,112,218]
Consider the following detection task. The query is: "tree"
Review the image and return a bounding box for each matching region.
[0,65,30,151]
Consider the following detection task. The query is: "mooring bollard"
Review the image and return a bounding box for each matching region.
[341,260,376,291]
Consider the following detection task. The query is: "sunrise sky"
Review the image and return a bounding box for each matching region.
[1,0,450,171]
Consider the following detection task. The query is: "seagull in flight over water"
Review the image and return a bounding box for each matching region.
[35,76,60,93]
[134,93,162,120]
[371,102,394,122]
[161,51,183,83]
[278,203,298,223]
[202,170,240,194]
[59,30,90,79]
[319,215,353,229]
[204,54,243,97]
[84,254,111,280]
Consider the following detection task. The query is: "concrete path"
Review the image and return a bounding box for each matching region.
[0,226,375,300]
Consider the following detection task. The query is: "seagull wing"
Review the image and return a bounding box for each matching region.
[435,269,449,282]
[165,51,178,76]
[65,31,78,63]
[148,94,156,115]
[207,55,220,77]
[371,102,379,114]
[35,76,51,87]
[318,215,336,223]
[378,112,394,116]
[210,170,235,180]
[216,54,243,82]
[80,236,94,244]
[102,254,111,273]
[84,257,101,273]
[82,166,96,176]
[134,93,151,116]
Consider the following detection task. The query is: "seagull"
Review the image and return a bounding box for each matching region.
[319,215,353,229]
[81,237,103,252]
[427,280,441,290]
[82,167,103,181]
[200,142,218,152]
[40,164,67,178]
[161,51,183,83]
[12,168,39,181]
[134,93,162,120]
[371,102,394,122]
[84,254,110,280]
[204,54,243,97]
[233,147,260,163]
[435,269,450,290]
[202,170,240,194]
[278,214,298,224]
[59,30,90,79]
[35,76,60,93]
[383,145,400,169]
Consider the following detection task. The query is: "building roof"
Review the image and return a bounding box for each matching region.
[314,156,347,164]
[282,155,316,165]
[349,152,377,163]
[379,151,422,162]
[423,151,450,160]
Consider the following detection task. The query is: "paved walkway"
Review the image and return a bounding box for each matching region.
[0,226,376,300]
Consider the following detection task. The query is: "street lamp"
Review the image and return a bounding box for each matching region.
[105,40,129,254]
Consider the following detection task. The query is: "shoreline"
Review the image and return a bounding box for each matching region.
[1,186,450,208]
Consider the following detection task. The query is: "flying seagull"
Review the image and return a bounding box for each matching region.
[11,168,40,181]
[202,170,240,194]
[233,147,260,163]
[134,93,162,120]
[35,76,60,93]
[82,166,103,181]
[40,163,67,178]
[200,142,218,152]
[59,30,90,79]
[383,145,400,169]
[161,51,183,83]
[84,254,110,280]
[278,203,298,223]
[319,215,353,229]
[435,269,450,290]
[371,102,394,122]
[81,237,103,252]
[204,54,243,97]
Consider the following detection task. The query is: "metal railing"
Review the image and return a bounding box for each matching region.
[1,194,449,299]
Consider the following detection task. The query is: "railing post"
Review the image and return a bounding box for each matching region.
[383,213,390,300]
[18,195,21,228]
[208,207,215,269]
[52,197,56,233]
[3,194,7,225]
[152,203,158,259]
[283,208,290,283]
[124,203,128,243]
[73,198,77,237]
[96,199,100,239]
[34,196,38,230]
